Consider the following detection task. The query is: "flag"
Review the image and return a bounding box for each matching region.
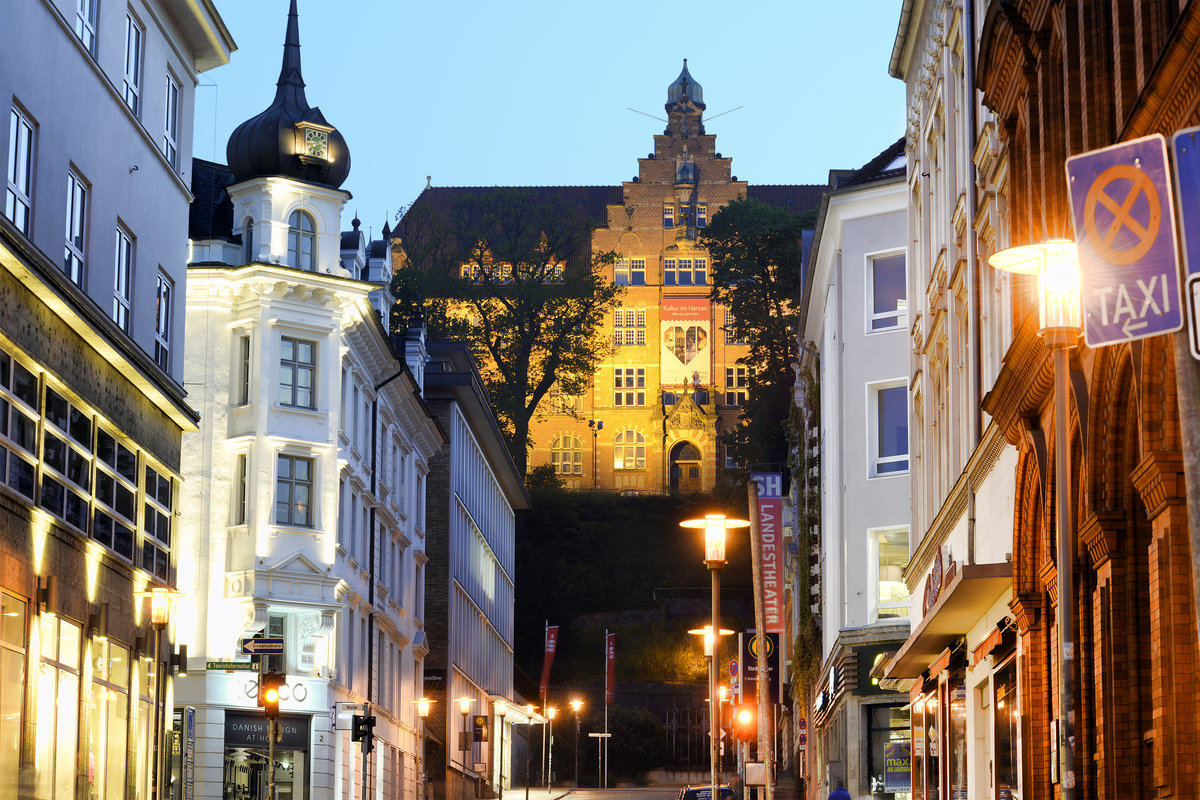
[539,624,559,700]
[752,472,784,633]
[605,632,616,704]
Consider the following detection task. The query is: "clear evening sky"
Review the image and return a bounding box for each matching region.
[193,1,908,239]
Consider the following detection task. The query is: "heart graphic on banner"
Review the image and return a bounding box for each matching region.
[663,326,708,366]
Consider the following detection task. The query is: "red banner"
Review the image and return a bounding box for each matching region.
[605,633,616,704]
[752,473,784,633]
[539,625,559,700]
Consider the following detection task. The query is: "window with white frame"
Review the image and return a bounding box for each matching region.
[549,384,578,414]
[233,452,248,525]
[279,337,315,409]
[696,203,708,228]
[613,430,645,470]
[0,593,26,793]
[162,74,180,169]
[870,382,909,476]
[35,615,80,800]
[122,13,144,115]
[871,527,911,620]
[614,308,646,345]
[614,258,646,286]
[724,308,747,344]
[275,454,313,527]
[287,210,315,270]
[112,227,133,332]
[868,252,908,331]
[64,170,87,287]
[663,257,707,286]
[725,366,748,406]
[75,0,98,53]
[663,204,675,229]
[236,334,251,406]
[6,106,34,235]
[243,218,255,263]
[551,435,583,475]
[614,367,645,406]
[153,270,172,370]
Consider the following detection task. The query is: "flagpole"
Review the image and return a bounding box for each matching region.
[604,628,610,789]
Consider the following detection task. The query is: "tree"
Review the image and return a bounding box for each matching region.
[701,198,807,476]
[393,188,623,474]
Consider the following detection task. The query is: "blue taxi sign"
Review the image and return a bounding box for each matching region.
[1066,134,1182,346]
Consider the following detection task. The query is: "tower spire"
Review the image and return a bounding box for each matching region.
[274,0,307,107]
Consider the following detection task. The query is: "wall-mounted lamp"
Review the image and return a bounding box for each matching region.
[89,602,110,640]
[170,644,188,677]
[37,575,58,614]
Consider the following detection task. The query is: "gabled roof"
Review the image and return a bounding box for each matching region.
[189,158,236,240]
[400,185,623,231]
[745,185,827,215]
[836,137,907,189]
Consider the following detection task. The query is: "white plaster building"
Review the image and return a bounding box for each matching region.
[882,2,1022,798]
[177,3,444,798]
[0,1,230,798]
[795,141,912,796]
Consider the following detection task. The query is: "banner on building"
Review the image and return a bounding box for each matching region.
[660,298,711,386]
[605,632,616,704]
[540,624,559,700]
[751,472,784,633]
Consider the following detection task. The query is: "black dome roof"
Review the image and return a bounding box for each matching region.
[226,0,350,189]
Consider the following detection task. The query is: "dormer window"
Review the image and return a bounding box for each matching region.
[295,121,334,164]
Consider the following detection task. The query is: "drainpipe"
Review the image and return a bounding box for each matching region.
[964,0,981,566]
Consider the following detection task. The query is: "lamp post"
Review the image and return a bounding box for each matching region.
[717,684,729,781]
[497,705,507,800]
[523,704,537,800]
[989,239,1081,795]
[569,699,583,787]
[416,698,433,800]
[588,420,603,491]
[137,586,182,800]
[681,515,750,800]
[545,706,557,789]
[458,696,475,800]
[688,626,733,786]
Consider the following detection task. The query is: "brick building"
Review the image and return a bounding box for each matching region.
[397,62,824,493]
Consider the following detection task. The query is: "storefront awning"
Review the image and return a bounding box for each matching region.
[884,562,1012,679]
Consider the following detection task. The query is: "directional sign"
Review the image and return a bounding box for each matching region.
[1170,126,1200,358]
[1067,134,1182,346]
[240,637,285,655]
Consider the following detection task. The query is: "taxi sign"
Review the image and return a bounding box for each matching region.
[1066,134,1182,346]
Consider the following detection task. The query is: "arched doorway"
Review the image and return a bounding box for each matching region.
[670,441,702,493]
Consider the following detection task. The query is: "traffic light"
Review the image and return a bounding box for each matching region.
[351,713,377,754]
[733,703,757,741]
[259,673,285,719]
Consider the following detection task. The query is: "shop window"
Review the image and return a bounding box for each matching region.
[0,593,26,798]
[994,657,1020,798]
[36,614,81,800]
[88,638,130,800]
[867,704,911,797]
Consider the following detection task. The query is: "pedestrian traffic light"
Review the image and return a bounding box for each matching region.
[351,713,377,754]
[733,703,757,741]
[259,673,285,719]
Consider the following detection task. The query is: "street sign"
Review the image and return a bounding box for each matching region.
[729,659,737,677]
[205,661,257,672]
[240,637,285,655]
[1170,127,1200,358]
[1187,275,1200,358]
[1067,134,1182,346]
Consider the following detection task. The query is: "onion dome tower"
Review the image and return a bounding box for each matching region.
[666,58,706,115]
[226,0,350,189]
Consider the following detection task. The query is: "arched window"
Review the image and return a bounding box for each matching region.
[551,436,583,475]
[243,218,254,263]
[287,210,315,270]
[613,431,646,471]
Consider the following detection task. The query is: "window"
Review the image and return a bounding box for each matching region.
[142,465,173,581]
[872,527,911,620]
[75,0,98,53]
[663,204,675,229]
[869,252,908,331]
[243,218,255,263]
[0,593,26,798]
[725,367,748,406]
[233,452,248,524]
[871,382,908,476]
[112,227,133,332]
[614,367,645,406]
[88,638,130,800]
[551,436,583,475]
[664,257,707,286]
[275,454,313,527]
[236,335,251,406]
[613,430,645,470]
[696,203,708,228]
[42,386,93,534]
[287,210,315,270]
[36,614,81,800]
[724,308,747,344]
[162,74,180,168]
[65,170,87,287]
[153,271,172,369]
[867,705,911,796]
[724,445,739,469]
[549,384,578,414]
[6,107,34,234]
[122,14,144,115]
[279,337,315,409]
[614,258,646,286]
[614,308,646,346]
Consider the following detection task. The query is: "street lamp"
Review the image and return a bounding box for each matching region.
[569,698,583,787]
[136,586,183,800]
[458,696,475,800]
[588,420,603,491]
[523,704,538,800]
[546,706,557,789]
[680,514,750,800]
[415,698,433,800]
[989,239,1081,796]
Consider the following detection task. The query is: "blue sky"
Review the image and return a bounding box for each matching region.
[193,1,908,239]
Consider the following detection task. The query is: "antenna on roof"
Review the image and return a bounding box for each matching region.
[628,108,668,123]
[705,106,744,122]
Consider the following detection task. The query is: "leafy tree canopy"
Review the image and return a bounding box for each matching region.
[701,198,807,475]
[392,188,623,473]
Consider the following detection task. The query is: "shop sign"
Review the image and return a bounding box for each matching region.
[224,711,310,749]
[883,741,911,792]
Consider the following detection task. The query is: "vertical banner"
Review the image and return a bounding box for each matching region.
[751,472,784,633]
[660,298,712,385]
[605,632,616,704]
[540,624,559,700]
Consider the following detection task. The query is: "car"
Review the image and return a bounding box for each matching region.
[678,785,734,800]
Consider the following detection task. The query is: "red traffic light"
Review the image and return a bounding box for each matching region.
[733,703,757,741]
